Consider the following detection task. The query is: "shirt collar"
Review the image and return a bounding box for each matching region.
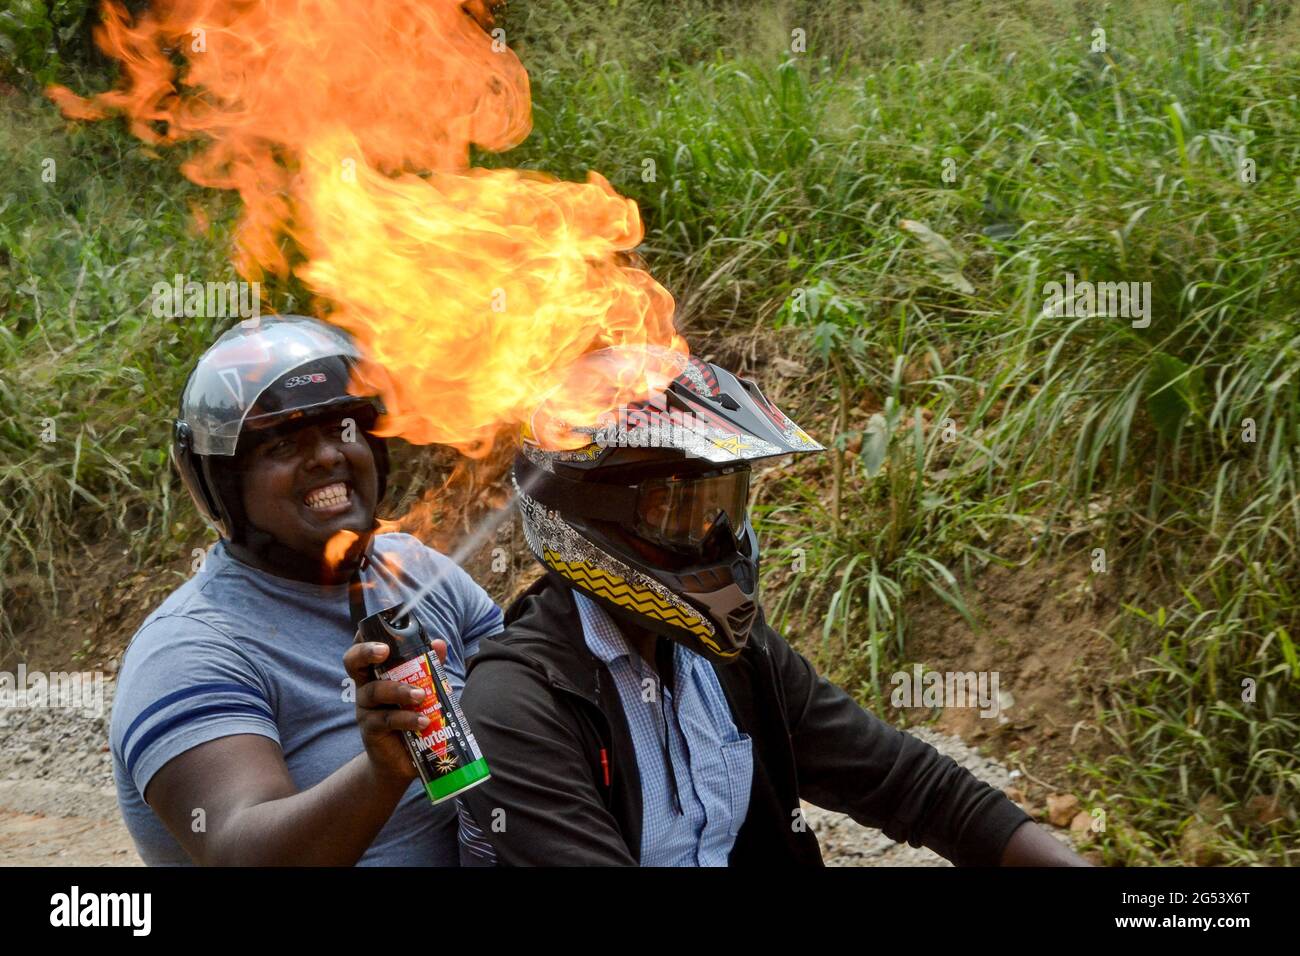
[572,591,697,680]
[573,591,635,665]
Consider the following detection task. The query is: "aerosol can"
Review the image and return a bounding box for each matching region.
[356,606,490,803]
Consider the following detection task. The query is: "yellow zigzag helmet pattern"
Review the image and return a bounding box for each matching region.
[541,548,736,658]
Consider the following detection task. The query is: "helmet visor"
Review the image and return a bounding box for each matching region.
[179,316,381,456]
[633,466,750,552]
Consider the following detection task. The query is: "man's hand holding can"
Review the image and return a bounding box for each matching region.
[344,637,449,787]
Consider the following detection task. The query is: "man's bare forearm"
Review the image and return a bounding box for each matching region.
[204,755,412,866]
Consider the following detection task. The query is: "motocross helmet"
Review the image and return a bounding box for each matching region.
[515,345,822,664]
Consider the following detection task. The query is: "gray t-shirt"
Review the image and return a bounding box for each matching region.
[110,533,503,866]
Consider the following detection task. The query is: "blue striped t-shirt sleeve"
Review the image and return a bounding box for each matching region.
[110,615,279,798]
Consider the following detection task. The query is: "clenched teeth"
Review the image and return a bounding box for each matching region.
[305,482,350,509]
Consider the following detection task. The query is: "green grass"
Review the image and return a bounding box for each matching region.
[0,82,315,653]
[2,0,1298,863]
[0,102,205,632]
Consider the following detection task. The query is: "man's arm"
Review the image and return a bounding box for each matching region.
[1000,818,1088,865]
[145,735,411,866]
[765,627,1090,866]
[144,638,436,866]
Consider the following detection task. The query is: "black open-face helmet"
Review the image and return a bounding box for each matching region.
[172,315,390,541]
[514,345,823,664]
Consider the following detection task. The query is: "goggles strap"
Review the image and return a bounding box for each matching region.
[514,454,638,524]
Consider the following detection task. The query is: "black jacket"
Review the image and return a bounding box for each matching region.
[457,573,1030,865]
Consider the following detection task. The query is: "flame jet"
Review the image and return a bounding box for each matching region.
[52,0,686,455]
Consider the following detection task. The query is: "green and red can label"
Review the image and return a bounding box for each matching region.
[377,651,490,804]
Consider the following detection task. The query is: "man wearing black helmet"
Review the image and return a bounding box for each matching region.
[111,316,504,865]
[359,346,1086,865]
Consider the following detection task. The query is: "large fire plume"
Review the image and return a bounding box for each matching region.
[51,0,686,455]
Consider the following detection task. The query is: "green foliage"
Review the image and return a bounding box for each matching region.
[0,90,291,658]
[0,0,95,84]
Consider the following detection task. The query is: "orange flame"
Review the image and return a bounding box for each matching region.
[51,0,686,454]
[323,529,360,571]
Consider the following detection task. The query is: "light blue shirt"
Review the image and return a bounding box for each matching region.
[111,533,504,866]
[574,593,754,866]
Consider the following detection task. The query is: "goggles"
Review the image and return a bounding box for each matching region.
[632,466,750,552]
[516,456,751,556]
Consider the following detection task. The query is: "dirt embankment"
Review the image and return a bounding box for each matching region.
[903,541,1122,791]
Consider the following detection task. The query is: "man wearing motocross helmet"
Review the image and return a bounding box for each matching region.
[367,345,1086,865]
[110,315,504,865]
